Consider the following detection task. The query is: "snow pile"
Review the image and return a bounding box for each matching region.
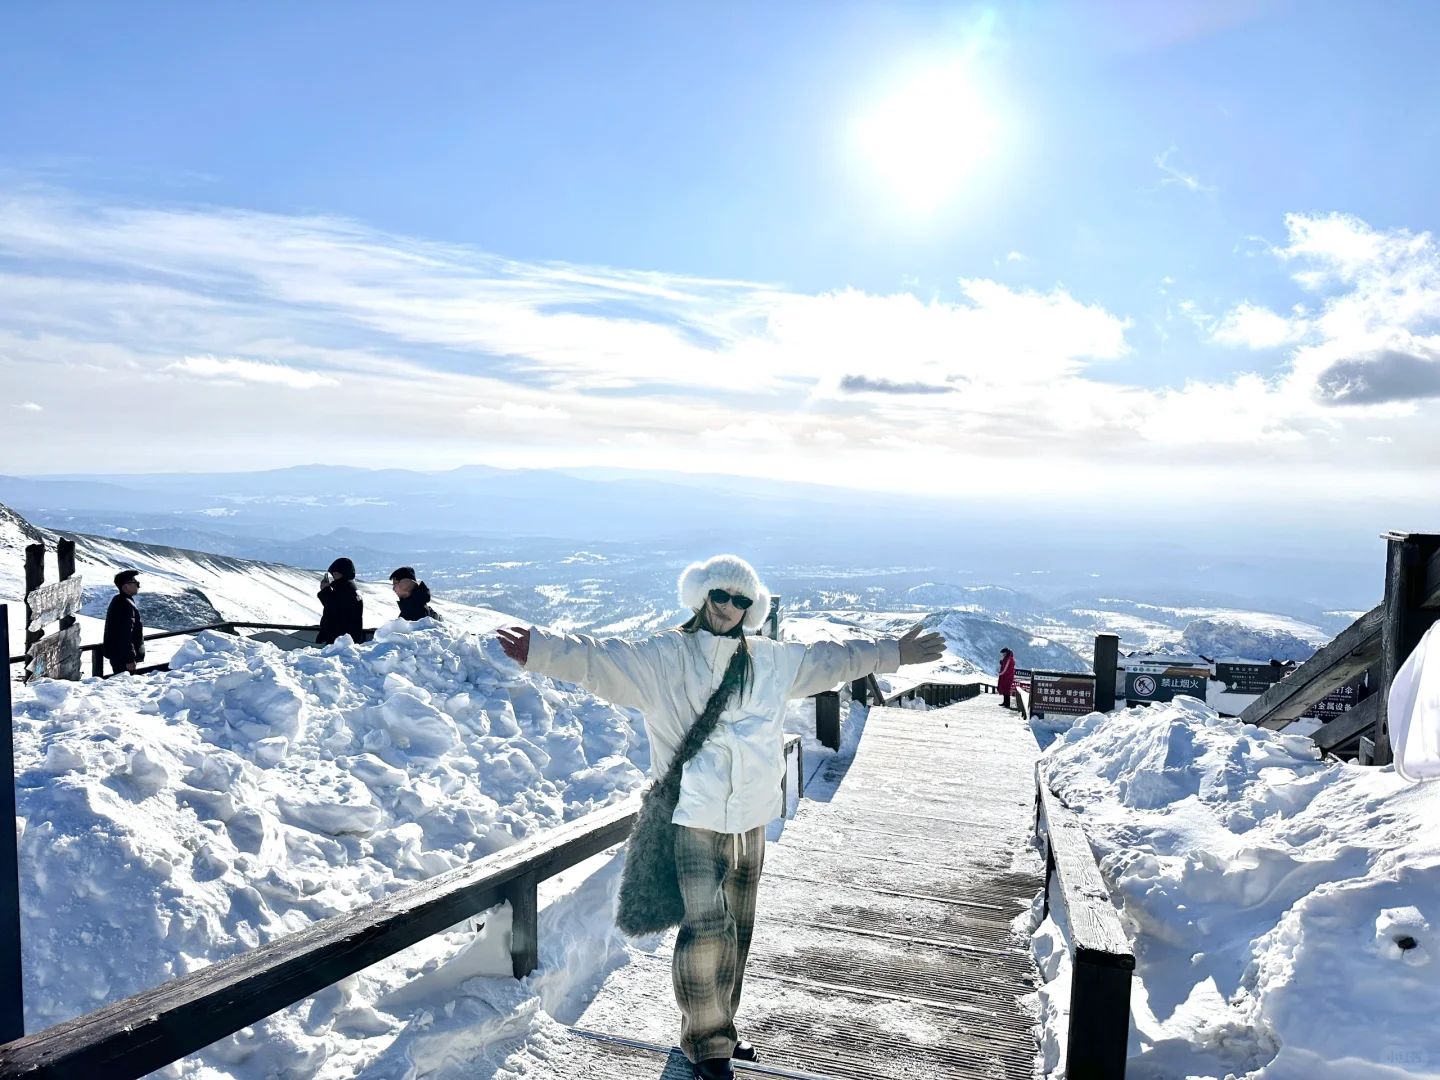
[1032,698,1440,1079]
[1180,618,1319,664]
[11,619,647,1076]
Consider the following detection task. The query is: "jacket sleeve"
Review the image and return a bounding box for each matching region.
[524,627,671,711]
[787,637,903,699]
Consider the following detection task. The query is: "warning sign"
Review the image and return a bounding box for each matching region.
[1031,672,1096,717]
[1126,663,1210,704]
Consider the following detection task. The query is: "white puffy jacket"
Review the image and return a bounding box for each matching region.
[525,626,902,835]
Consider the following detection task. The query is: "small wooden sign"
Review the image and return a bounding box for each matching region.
[26,576,83,633]
[26,623,81,681]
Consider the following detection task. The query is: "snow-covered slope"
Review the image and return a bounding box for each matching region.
[2,502,513,665]
[1031,700,1440,1079]
[11,620,647,1075]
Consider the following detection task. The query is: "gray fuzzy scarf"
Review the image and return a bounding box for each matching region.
[614,641,750,937]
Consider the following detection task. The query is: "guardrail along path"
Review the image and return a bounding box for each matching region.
[556,694,1044,1079]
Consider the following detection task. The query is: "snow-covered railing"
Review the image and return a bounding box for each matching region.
[7,621,346,679]
[1035,780,1133,1080]
[0,798,640,1080]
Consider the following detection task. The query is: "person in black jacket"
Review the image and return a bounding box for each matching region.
[102,569,146,675]
[316,557,365,645]
[389,566,439,622]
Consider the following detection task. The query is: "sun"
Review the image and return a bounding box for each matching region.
[853,65,999,214]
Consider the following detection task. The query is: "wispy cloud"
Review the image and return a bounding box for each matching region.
[1155,147,1215,193]
[2,189,1439,497]
[172,355,339,389]
[13,401,42,411]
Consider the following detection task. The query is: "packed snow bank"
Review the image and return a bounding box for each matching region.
[1033,698,1440,1079]
[11,620,647,1077]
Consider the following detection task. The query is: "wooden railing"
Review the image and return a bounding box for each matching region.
[0,708,805,1080]
[1239,530,1440,763]
[1035,779,1133,1080]
[7,621,354,679]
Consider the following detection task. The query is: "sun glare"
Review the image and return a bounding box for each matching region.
[853,65,998,214]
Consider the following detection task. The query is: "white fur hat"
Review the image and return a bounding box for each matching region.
[678,554,771,631]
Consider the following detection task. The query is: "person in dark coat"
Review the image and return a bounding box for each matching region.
[997,647,1017,709]
[102,569,145,675]
[389,567,439,622]
[316,557,365,645]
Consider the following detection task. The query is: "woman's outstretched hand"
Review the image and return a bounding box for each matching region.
[898,625,945,666]
[497,626,531,665]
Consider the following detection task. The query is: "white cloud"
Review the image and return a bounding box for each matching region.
[13,401,42,411]
[1211,303,1308,349]
[2,190,1440,497]
[172,355,338,389]
[470,401,570,420]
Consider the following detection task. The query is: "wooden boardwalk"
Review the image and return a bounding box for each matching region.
[537,693,1043,1078]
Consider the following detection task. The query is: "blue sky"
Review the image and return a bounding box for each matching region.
[3,1,1440,504]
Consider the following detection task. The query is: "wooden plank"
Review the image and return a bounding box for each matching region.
[0,609,23,1042]
[25,625,81,682]
[1312,693,1381,753]
[25,577,83,633]
[1242,605,1384,728]
[23,545,43,653]
[1376,535,1440,765]
[0,799,639,1080]
[1037,785,1131,967]
[55,541,77,643]
[1038,783,1132,1080]
[1421,544,1440,610]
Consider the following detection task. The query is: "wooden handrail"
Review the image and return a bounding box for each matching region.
[1239,605,1383,730]
[1036,781,1133,1080]
[0,798,640,1080]
[8,622,345,668]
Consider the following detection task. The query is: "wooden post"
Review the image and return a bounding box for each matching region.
[1093,634,1119,713]
[1068,959,1133,1079]
[0,608,23,1041]
[91,649,104,678]
[56,540,76,642]
[22,546,43,659]
[851,677,869,706]
[501,871,539,979]
[1378,533,1440,766]
[815,690,841,751]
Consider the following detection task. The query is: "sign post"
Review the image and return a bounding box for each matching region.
[1093,635,1119,712]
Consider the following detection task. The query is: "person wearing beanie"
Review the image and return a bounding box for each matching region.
[316,557,364,645]
[389,566,438,623]
[497,554,944,1079]
[102,569,145,675]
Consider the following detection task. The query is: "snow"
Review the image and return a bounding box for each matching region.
[1031,697,1440,1079]
[10,619,648,1077]
[1180,619,1319,664]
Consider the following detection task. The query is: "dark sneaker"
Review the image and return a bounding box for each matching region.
[693,1057,735,1079]
[733,1041,759,1062]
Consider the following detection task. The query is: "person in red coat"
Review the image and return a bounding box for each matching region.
[997,647,1017,709]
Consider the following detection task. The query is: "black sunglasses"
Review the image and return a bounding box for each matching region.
[708,588,753,610]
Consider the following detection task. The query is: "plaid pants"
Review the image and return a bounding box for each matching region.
[672,824,766,1063]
